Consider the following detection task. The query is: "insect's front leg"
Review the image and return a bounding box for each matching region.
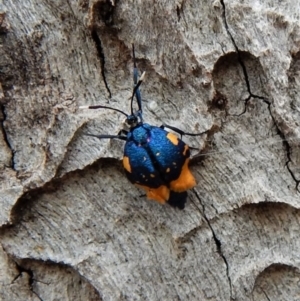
[118,129,129,136]
[84,134,128,141]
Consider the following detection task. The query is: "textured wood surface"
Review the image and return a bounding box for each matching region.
[0,0,300,300]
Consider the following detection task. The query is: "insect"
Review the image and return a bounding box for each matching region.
[80,45,205,209]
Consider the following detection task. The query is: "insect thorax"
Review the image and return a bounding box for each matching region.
[128,123,152,146]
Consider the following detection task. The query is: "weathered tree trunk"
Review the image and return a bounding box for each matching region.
[1,0,300,300]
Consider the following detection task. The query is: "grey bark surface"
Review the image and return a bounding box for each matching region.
[0,0,300,300]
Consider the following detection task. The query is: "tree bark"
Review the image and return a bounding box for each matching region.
[0,0,300,300]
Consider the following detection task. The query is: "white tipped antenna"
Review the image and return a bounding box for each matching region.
[140,71,146,81]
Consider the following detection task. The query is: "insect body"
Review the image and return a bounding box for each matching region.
[81,45,203,209]
[123,123,196,207]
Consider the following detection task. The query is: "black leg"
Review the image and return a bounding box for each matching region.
[160,123,208,138]
[117,129,129,136]
[84,133,127,141]
[130,44,145,118]
[130,72,145,113]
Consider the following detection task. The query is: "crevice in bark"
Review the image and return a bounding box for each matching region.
[262,290,271,301]
[271,123,300,192]
[66,0,77,21]
[263,99,300,191]
[91,29,112,99]
[231,94,251,117]
[283,143,300,191]
[220,0,299,190]
[261,115,299,192]
[193,191,233,300]
[220,0,263,100]
[12,261,44,301]
[1,249,103,301]
[162,91,179,114]
[176,1,186,24]
[176,6,181,22]
[1,104,15,169]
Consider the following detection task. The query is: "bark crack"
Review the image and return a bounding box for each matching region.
[1,104,15,169]
[12,261,45,301]
[192,191,234,300]
[220,0,263,100]
[66,0,78,22]
[263,290,271,301]
[162,91,179,114]
[91,29,112,98]
[263,99,300,191]
[220,0,300,190]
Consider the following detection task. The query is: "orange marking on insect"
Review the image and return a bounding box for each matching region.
[123,156,131,173]
[170,159,196,192]
[135,184,170,204]
[167,132,179,145]
[150,174,155,178]
[183,144,189,156]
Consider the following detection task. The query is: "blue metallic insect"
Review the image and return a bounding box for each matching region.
[81,45,204,209]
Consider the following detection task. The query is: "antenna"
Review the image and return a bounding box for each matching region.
[131,44,144,115]
[79,105,128,118]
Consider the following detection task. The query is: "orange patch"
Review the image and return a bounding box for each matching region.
[123,156,131,173]
[135,184,170,204]
[183,144,189,156]
[166,132,179,145]
[170,159,196,192]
